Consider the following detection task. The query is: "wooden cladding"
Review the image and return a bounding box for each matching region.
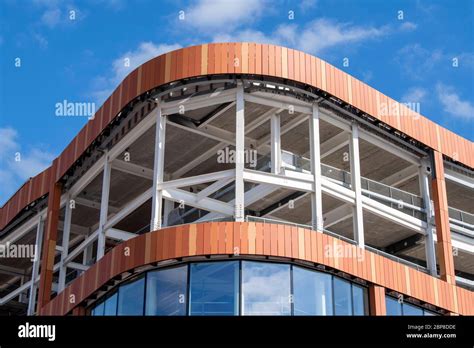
[41,222,474,316]
[432,151,456,284]
[1,42,473,230]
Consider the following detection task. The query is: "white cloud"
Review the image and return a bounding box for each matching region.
[41,8,62,28]
[0,127,55,205]
[401,87,427,103]
[400,21,417,31]
[90,42,181,105]
[436,83,474,120]
[213,19,391,55]
[395,44,443,79]
[185,0,266,32]
[299,0,317,11]
[33,32,48,49]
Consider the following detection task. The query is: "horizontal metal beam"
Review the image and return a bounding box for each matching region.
[162,188,234,216]
[162,88,237,115]
[159,170,235,190]
[444,168,474,189]
[112,160,154,181]
[243,169,313,192]
[106,228,137,242]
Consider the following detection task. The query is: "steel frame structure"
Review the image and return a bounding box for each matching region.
[1,76,473,315]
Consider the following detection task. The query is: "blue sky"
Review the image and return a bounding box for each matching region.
[0,0,473,205]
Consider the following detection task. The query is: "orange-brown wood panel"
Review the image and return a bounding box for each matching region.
[248,43,255,74]
[222,222,231,254]
[369,285,386,315]
[270,223,278,256]
[291,225,299,259]
[268,44,275,76]
[232,222,241,255]
[240,222,249,254]
[304,229,312,262]
[287,48,294,80]
[278,224,286,257]
[263,223,271,255]
[254,43,262,75]
[299,51,306,84]
[255,222,264,255]
[262,44,269,76]
[295,50,302,82]
[247,222,256,254]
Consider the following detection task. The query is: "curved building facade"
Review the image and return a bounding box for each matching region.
[0,43,472,316]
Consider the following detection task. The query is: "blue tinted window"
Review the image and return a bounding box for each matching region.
[93,301,105,316]
[242,261,291,315]
[403,303,424,316]
[333,278,352,315]
[146,266,187,316]
[352,284,366,316]
[117,277,145,315]
[189,262,239,316]
[293,266,333,315]
[386,296,402,315]
[104,292,117,316]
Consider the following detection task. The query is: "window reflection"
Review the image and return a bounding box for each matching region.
[146,266,187,316]
[104,292,117,316]
[333,278,352,315]
[91,260,370,317]
[386,297,402,315]
[293,266,333,315]
[385,295,437,316]
[352,285,366,316]
[189,261,239,316]
[117,277,145,315]
[242,261,291,316]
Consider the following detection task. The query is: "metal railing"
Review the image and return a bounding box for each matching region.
[448,207,474,229]
[281,150,426,220]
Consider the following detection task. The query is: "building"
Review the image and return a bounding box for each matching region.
[0,43,472,316]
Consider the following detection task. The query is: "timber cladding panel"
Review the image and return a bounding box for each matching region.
[40,222,474,316]
[1,43,473,231]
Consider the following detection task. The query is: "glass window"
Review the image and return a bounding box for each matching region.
[386,296,402,315]
[104,292,118,316]
[333,278,352,315]
[352,284,367,316]
[424,310,437,316]
[403,303,424,316]
[189,261,239,316]
[146,266,187,316]
[242,261,291,316]
[293,266,333,315]
[93,301,105,316]
[117,277,145,315]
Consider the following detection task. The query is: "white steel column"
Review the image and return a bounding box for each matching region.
[58,195,73,291]
[420,159,437,275]
[162,199,174,227]
[97,151,111,260]
[27,216,44,315]
[310,104,323,231]
[349,123,365,247]
[235,82,245,222]
[150,104,166,230]
[270,112,281,174]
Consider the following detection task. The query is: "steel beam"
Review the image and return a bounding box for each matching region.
[150,105,166,231]
[350,124,365,247]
